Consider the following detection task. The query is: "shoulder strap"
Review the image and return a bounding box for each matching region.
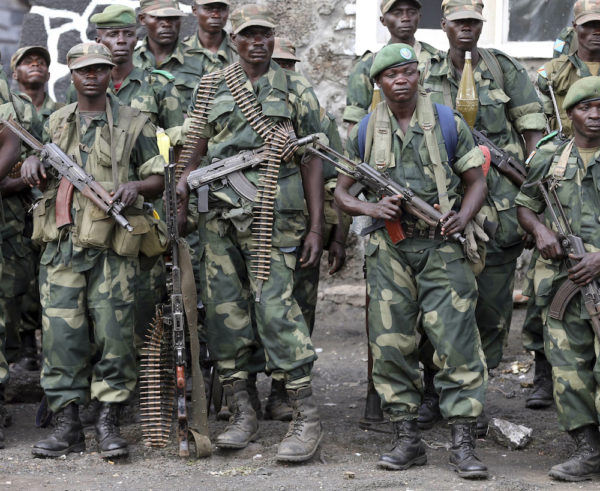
[434,103,458,165]
[357,112,372,161]
[554,139,575,178]
[479,48,504,91]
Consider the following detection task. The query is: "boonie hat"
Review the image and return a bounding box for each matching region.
[230,4,275,35]
[380,0,422,15]
[563,76,600,110]
[139,0,186,17]
[370,43,418,79]
[574,0,600,25]
[67,42,115,70]
[91,5,137,28]
[442,0,486,22]
[10,46,51,73]
[273,38,300,62]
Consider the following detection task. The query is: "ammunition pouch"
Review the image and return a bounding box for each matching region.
[139,213,169,258]
[31,189,59,244]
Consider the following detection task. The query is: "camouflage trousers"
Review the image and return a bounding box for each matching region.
[198,215,316,389]
[543,296,600,431]
[366,232,487,421]
[0,246,5,386]
[135,257,167,352]
[522,250,545,353]
[475,254,518,369]
[40,250,138,412]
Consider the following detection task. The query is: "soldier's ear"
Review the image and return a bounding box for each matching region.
[11,69,17,81]
[441,18,447,32]
[380,15,386,27]
[567,108,574,121]
[139,13,146,26]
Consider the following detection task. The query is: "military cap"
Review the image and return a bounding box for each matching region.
[370,43,417,79]
[67,42,115,70]
[381,0,422,14]
[563,76,600,110]
[230,4,275,35]
[273,38,300,62]
[195,0,231,5]
[574,0,600,25]
[442,0,486,22]
[10,46,51,73]
[139,0,186,17]
[90,5,137,28]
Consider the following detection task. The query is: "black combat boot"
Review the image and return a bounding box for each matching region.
[417,366,442,430]
[32,402,85,457]
[549,425,600,481]
[377,419,427,470]
[215,379,259,449]
[95,402,129,458]
[264,378,292,421]
[247,373,263,419]
[526,351,554,409]
[475,409,489,438]
[449,422,489,479]
[276,386,323,462]
[12,330,40,372]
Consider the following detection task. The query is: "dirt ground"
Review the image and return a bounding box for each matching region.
[1,239,599,490]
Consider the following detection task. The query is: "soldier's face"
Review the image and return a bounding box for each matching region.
[273,58,296,71]
[71,64,112,98]
[96,27,138,65]
[568,99,600,142]
[376,62,419,104]
[441,18,483,51]
[13,53,49,87]
[192,3,229,34]
[140,14,181,46]
[575,20,600,54]
[232,27,275,65]
[381,1,420,41]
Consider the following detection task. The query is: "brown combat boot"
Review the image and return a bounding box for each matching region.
[215,379,259,449]
[276,386,322,462]
[264,379,292,421]
[549,425,600,481]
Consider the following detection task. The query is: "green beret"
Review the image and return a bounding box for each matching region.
[563,76,600,110]
[91,5,137,28]
[370,43,418,79]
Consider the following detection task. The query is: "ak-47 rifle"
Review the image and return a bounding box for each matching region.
[536,178,600,339]
[187,135,318,212]
[0,117,132,232]
[471,128,528,188]
[303,139,468,245]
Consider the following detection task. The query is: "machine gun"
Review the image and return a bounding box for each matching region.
[536,178,600,339]
[0,117,132,231]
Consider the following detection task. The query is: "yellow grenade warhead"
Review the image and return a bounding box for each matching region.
[456,51,478,128]
[156,129,171,162]
[370,84,382,111]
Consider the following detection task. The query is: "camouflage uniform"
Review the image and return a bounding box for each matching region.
[424,49,546,368]
[343,40,440,124]
[347,95,488,421]
[515,138,600,431]
[195,61,322,388]
[38,93,164,412]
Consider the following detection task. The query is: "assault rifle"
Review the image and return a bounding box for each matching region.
[303,139,468,245]
[187,135,318,212]
[0,117,132,231]
[536,178,600,339]
[472,128,528,188]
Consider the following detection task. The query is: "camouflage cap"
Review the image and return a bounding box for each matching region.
[574,0,600,25]
[273,37,300,62]
[67,42,115,70]
[10,46,51,72]
[370,43,418,79]
[442,0,486,22]
[195,0,231,5]
[230,4,276,35]
[90,4,137,28]
[381,0,422,14]
[139,0,186,17]
[563,76,600,110]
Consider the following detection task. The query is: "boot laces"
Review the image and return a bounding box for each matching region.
[98,407,119,434]
[285,410,305,438]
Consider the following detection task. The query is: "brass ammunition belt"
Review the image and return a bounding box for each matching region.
[8,161,22,179]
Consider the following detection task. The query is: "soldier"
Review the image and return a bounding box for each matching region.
[22,43,165,459]
[342,0,440,130]
[516,76,600,482]
[538,0,600,138]
[91,4,185,351]
[422,0,546,432]
[176,4,325,462]
[335,44,489,479]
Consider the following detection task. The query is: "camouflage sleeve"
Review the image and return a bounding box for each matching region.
[453,113,485,175]
[131,119,166,180]
[497,53,547,133]
[153,77,185,146]
[290,75,322,138]
[514,144,558,213]
[536,69,555,118]
[343,53,375,124]
[42,118,51,144]
[65,84,77,105]
[346,124,361,163]
[323,112,344,155]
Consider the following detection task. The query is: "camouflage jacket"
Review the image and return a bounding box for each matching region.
[196,61,323,247]
[16,92,62,125]
[342,40,440,124]
[182,30,237,80]
[0,67,10,104]
[424,49,546,257]
[537,53,593,138]
[516,138,600,314]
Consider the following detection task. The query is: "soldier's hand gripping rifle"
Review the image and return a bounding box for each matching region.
[303,139,468,245]
[471,127,528,188]
[535,178,600,339]
[0,117,133,231]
